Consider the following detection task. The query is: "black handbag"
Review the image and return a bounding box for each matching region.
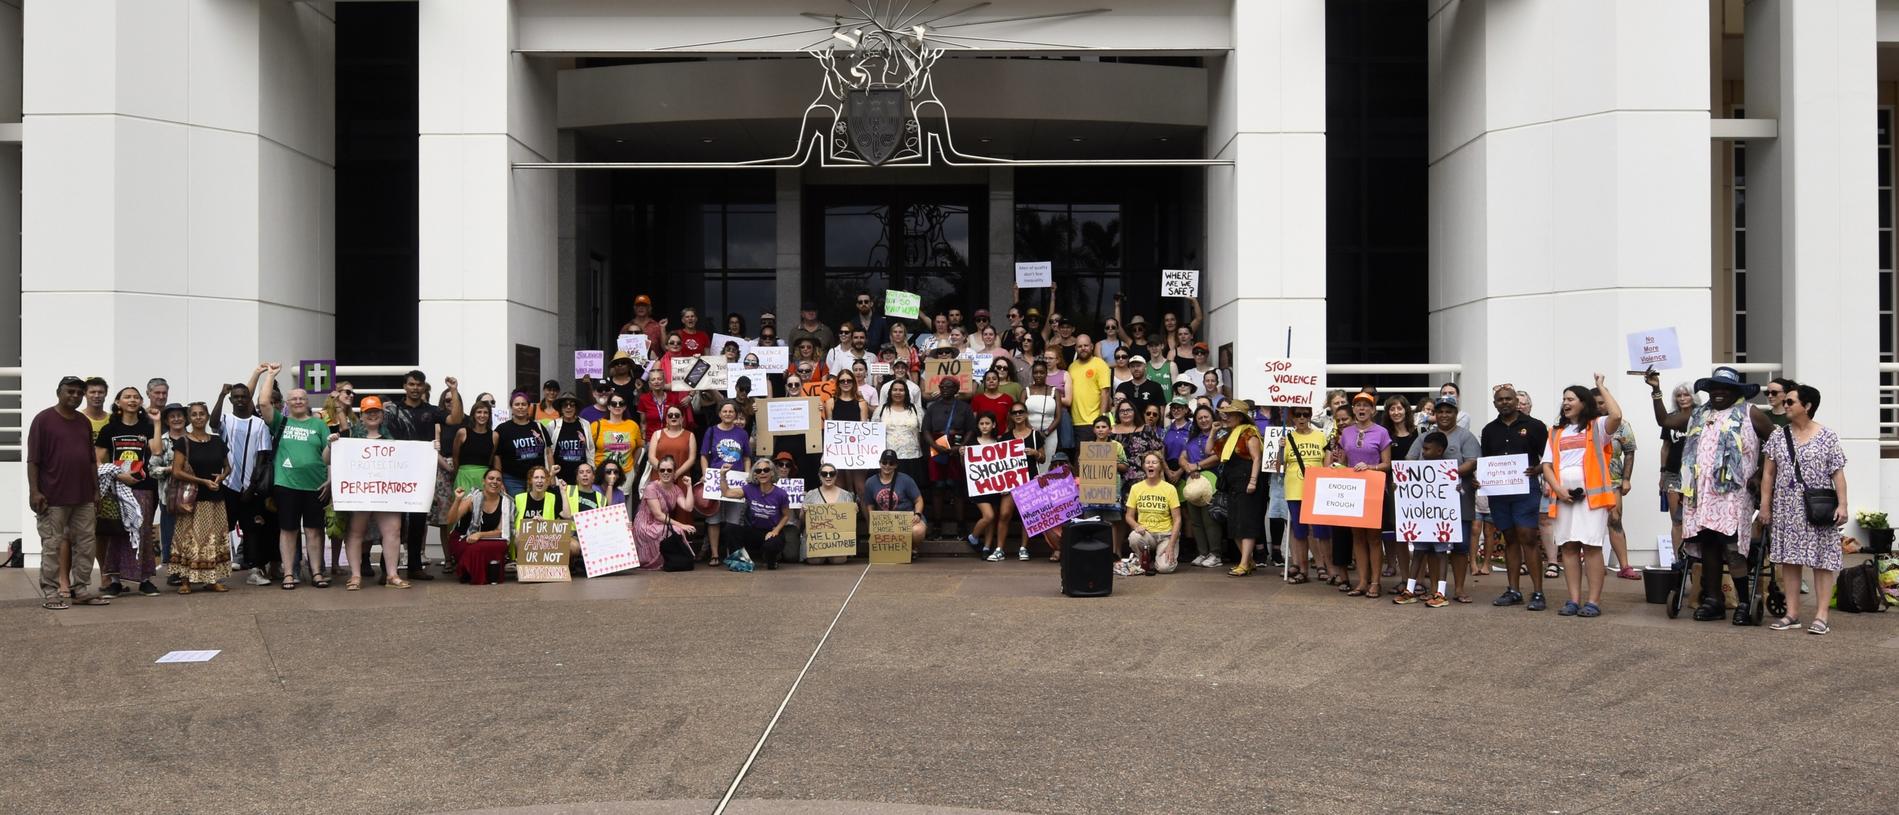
[1783,428,1838,526]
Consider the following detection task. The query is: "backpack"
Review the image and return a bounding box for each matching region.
[1833,560,1886,613]
[659,532,696,572]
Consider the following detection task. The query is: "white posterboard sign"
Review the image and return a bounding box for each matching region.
[751,346,790,369]
[574,503,638,577]
[1476,454,1531,496]
[1161,268,1200,298]
[778,478,805,509]
[822,420,886,469]
[1259,426,1287,471]
[574,350,604,378]
[1260,358,1323,407]
[967,353,995,378]
[701,468,749,503]
[869,361,892,377]
[328,439,439,513]
[1015,261,1052,288]
[726,363,768,398]
[1391,460,1464,543]
[767,399,813,434]
[1312,475,1367,515]
[1626,327,1681,372]
[711,333,750,357]
[616,334,649,359]
[670,355,729,392]
[963,438,1030,497]
[886,289,921,319]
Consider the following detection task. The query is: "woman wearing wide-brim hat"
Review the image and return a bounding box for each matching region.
[1645,365,1774,622]
[1218,400,1266,575]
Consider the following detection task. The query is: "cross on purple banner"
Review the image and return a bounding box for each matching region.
[299,359,338,394]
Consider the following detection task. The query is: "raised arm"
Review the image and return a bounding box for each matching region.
[1594,373,1622,438]
[1187,297,1204,333]
[1642,369,1689,433]
[258,363,281,424]
[444,376,465,425]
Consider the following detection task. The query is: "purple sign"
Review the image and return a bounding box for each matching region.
[1016,468,1082,538]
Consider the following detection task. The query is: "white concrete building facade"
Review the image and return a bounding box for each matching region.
[1,0,1893,570]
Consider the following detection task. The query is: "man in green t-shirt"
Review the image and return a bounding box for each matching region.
[259,363,334,589]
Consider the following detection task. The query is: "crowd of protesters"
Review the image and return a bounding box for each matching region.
[24,292,1852,632]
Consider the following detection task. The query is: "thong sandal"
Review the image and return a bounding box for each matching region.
[1453,594,1472,604]
[1345,587,1365,597]
[1286,570,1309,585]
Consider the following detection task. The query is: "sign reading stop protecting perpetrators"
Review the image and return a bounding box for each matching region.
[328,439,439,513]
[1260,358,1323,407]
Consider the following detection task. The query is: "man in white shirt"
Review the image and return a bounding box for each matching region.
[825,327,870,376]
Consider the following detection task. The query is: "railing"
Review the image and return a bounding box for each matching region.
[0,366,20,458]
[1882,362,1899,450]
[1324,363,1461,396]
[334,365,418,398]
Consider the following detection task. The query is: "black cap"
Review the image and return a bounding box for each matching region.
[162,402,188,417]
[880,449,900,464]
[542,379,561,390]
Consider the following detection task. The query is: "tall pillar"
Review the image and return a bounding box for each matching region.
[775,168,801,323]
[1428,0,1711,566]
[1205,0,1326,399]
[21,0,335,402]
[1743,0,1879,510]
[417,0,557,397]
[987,167,1014,319]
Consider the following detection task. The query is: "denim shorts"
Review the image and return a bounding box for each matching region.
[1488,492,1541,532]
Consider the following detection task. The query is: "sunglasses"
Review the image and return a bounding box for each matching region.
[820,470,837,477]
[753,468,773,475]
[1781,398,1795,407]
[857,299,873,305]
[338,389,355,396]
[657,467,675,474]
[608,400,626,406]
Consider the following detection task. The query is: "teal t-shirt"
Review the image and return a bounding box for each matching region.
[274,414,331,491]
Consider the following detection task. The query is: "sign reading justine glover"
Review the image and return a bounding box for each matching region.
[328,439,438,513]
[963,438,1029,497]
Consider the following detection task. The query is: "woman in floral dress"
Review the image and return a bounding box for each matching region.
[1760,384,1848,635]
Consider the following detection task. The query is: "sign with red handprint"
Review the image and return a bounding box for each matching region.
[1390,461,1463,543]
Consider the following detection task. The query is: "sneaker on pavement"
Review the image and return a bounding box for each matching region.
[137,580,161,597]
[1190,554,1208,568]
[984,547,1003,562]
[1424,592,1450,608]
[1492,589,1523,606]
[1017,546,1030,561]
[246,569,272,586]
[1393,590,1420,605]
[966,534,984,552]
[100,582,124,598]
[1206,558,1222,569]
[1527,591,1548,611]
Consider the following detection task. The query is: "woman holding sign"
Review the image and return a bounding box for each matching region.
[967,412,1011,562]
[1329,393,1392,598]
[634,456,696,571]
[342,397,405,590]
[825,370,868,494]
[718,459,792,569]
[803,464,856,565]
[699,400,752,565]
[1217,402,1266,576]
[1541,375,1623,618]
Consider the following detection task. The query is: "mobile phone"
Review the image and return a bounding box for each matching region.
[684,358,711,387]
[1568,487,1585,500]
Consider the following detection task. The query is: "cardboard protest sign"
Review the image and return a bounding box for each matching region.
[1626,327,1681,372]
[515,518,574,582]
[700,468,748,503]
[922,357,972,397]
[669,355,728,392]
[574,350,604,378]
[1161,268,1200,298]
[869,511,913,564]
[822,420,885,469]
[963,438,1029,497]
[1259,427,1287,472]
[1260,358,1323,407]
[1476,454,1532,496]
[615,334,649,359]
[1297,467,1385,529]
[1391,461,1464,543]
[799,378,838,401]
[778,478,805,509]
[751,397,823,455]
[802,502,858,558]
[1015,260,1052,288]
[1077,442,1122,505]
[328,439,439,513]
[573,503,638,577]
[885,289,921,319]
[1015,469,1082,538]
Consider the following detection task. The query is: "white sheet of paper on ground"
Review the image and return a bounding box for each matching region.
[1655,534,1675,568]
[156,650,220,663]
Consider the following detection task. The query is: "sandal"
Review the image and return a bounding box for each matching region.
[310,575,331,589]
[1286,570,1309,585]
[206,583,228,592]
[345,577,362,591]
[1543,563,1561,579]
[177,583,192,595]
[386,577,412,589]
[1345,587,1365,597]
[43,593,70,610]
[1768,616,1801,631]
[1807,620,1830,636]
[281,576,298,590]
[1365,590,1380,599]
[1228,563,1253,576]
[74,593,110,605]
[1453,594,1472,604]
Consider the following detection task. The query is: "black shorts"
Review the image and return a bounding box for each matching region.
[274,486,326,532]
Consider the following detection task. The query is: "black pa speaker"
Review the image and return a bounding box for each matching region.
[1060,519,1115,597]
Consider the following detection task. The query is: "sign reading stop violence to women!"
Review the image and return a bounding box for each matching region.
[328,439,438,513]
[1260,358,1323,407]
[963,438,1029,497]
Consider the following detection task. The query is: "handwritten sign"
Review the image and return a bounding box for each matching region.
[967,353,995,379]
[803,502,857,558]
[1476,454,1531,496]
[670,355,729,392]
[711,333,749,357]
[1297,467,1385,529]
[922,357,971,397]
[616,334,649,359]
[1016,469,1082,538]
[1391,461,1463,543]
[328,439,439,513]
[1015,261,1052,288]
[885,290,921,319]
[726,363,768,398]
[700,468,748,503]
[869,511,913,563]
[573,503,638,577]
[1161,268,1200,298]
[767,400,812,434]
[752,397,823,455]
[574,350,604,379]
[1259,426,1287,472]
[822,420,886,469]
[964,438,1029,496]
[1077,442,1121,506]
[1260,358,1323,407]
[751,346,789,369]
[869,362,892,377]
[515,518,574,582]
[1626,327,1681,372]
[778,478,805,509]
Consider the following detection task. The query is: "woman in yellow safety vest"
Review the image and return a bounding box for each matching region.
[1539,374,1623,618]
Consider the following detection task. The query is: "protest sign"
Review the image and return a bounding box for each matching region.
[1626,327,1681,372]
[726,363,768,398]
[778,478,805,509]
[1161,268,1200,298]
[885,289,920,319]
[751,346,789,369]
[822,420,886,469]
[869,361,892,377]
[615,334,649,359]
[328,439,439,513]
[1259,426,1287,472]
[1297,467,1385,529]
[1391,461,1464,543]
[964,438,1029,497]
[1260,358,1323,407]
[922,357,972,397]
[1015,260,1052,288]
[869,511,913,564]
[573,503,638,577]
[1077,442,1121,505]
[574,350,604,378]
[700,468,748,503]
[515,518,574,582]
[752,397,823,455]
[1476,454,1532,496]
[669,356,728,392]
[711,333,750,357]
[803,503,858,558]
[1016,469,1082,538]
[967,353,995,378]
[298,359,338,394]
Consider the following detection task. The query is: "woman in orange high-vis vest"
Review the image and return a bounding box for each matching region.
[1540,374,1623,618]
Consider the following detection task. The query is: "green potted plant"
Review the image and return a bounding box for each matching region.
[1856,510,1892,554]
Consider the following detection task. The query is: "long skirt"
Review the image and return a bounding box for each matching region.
[100,490,158,582]
[170,500,234,584]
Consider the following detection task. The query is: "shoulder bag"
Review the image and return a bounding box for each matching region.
[164,438,197,514]
[1783,428,1839,527]
[242,415,285,503]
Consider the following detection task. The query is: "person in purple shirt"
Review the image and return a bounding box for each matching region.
[28,376,107,608]
[1329,391,1392,597]
[719,458,790,569]
[1160,396,1194,471]
[700,400,753,563]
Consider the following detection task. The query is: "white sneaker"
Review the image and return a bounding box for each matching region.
[1206,558,1223,569]
[984,547,1003,562]
[1017,546,1030,561]
[245,569,271,586]
[1191,554,1210,568]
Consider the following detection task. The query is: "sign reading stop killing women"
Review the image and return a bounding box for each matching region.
[328,439,438,513]
[1391,460,1463,543]
[963,438,1029,497]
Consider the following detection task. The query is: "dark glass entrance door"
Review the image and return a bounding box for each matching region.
[804,186,987,328]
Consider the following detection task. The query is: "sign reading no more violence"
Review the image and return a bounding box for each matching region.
[1390,460,1463,543]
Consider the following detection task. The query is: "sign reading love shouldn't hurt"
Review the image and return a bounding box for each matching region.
[1260,358,1322,407]
[963,438,1029,497]
[1391,461,1463,543]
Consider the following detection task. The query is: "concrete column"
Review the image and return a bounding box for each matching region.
[1427,0,1711,566]
[1204,0,1326,399]
[775,168,801,323]
[987,167,1014,318]
[417,0,557,397]
[1743,0,1880,512]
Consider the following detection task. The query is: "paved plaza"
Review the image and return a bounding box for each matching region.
[2,558,1895,815]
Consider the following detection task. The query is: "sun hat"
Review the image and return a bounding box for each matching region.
[1693,366,1761,398]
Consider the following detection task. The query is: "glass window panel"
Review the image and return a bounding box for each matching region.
[1734,231,1746,270]
[1880,270,1893,312]
[902,203,969,268]
[725,211,774,269]
[1883,318,1893,357]
[1734,313,1747,355]
[825,205,890,268]
[1733,189,1744,230]
[1733,145,1745,187]
[1734,275,1746,312]
[1052,273,1120,330]
[1069,206,1122,269]
[1881,190,1892,231]
[702,208,724,269]
[1880,146,1892,191]
[1881,231,1892,271]
[1015,205,1071,267]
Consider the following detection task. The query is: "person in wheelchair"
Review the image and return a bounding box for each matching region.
[1646,367,1775,622]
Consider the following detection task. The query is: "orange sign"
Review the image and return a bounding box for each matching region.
[800,379,838,401]
[1297,467,1386,529]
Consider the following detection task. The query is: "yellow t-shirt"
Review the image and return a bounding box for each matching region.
[1127,479,1180,533]
[1280,428,1329,500]
[592,418,643,469]
[1067,356,1112,425]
